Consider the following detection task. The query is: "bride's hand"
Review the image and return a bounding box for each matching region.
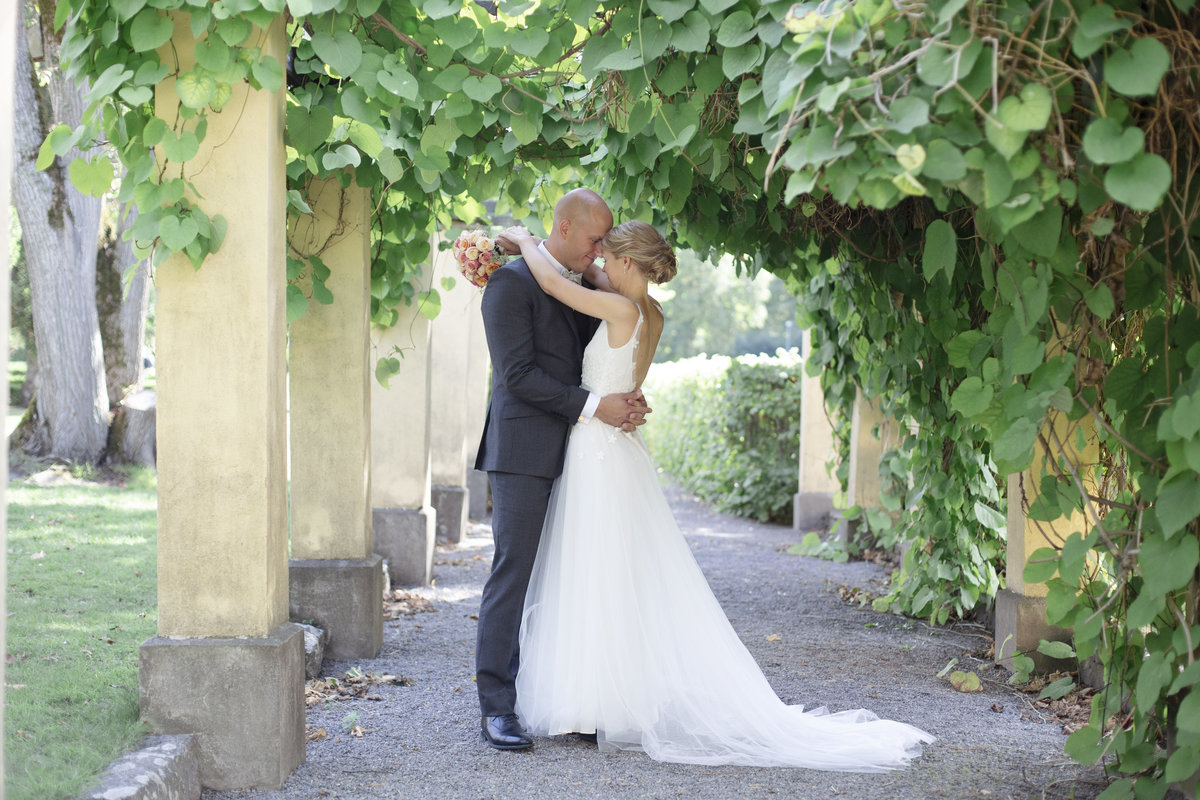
[496,226,535,254]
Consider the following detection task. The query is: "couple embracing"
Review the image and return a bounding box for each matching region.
[472,189,933,770]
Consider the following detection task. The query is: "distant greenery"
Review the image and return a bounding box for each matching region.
[9,359,27,407]
[5,477,158,800]
[652,251,798,363]
[643,350,802,523]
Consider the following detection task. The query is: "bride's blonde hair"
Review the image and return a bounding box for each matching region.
[603,221,677,285]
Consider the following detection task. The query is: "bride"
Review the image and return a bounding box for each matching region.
[500,221,934,770]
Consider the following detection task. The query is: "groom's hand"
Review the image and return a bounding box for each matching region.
[596,390,652,432]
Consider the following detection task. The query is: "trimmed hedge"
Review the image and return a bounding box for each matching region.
[641,350,803,523]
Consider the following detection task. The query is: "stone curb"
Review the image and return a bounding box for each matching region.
[80,734,200,800]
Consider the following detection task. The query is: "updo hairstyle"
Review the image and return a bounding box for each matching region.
[603,221,678,285]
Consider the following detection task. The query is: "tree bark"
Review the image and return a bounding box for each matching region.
[96,203,150,408]
[11,4,110,462]
[106,388,156,466]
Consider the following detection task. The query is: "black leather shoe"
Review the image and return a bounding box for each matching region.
[482,714,533,750]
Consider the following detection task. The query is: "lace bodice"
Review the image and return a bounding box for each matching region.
[580,312,643,396]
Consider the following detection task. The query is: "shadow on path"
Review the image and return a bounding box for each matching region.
[205,484,1106,800]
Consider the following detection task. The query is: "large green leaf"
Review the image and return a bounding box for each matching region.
[128,8,173,52]
[286,106,333,153]
[950,376,993,417]
[1105,152,1171,211]
[1139,525,1199,589]
[175,71,216,109]
[888,96,929,134]
[998,83,1052,132]
[716,10,757,47]
[648,0,693,23]
[672,11,712,52]
[68,156,115,197]
[922,219,955,282]
[1082,118,1145,165]
[722,42,765,79]
[1155,473,1200,538]
[286,284,309,323]
[923,139,966,182]
[1105,38,1170,98]
[312,30,363,77]
[158,214,199,251]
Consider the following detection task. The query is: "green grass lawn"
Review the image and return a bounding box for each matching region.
[5,474,158,800]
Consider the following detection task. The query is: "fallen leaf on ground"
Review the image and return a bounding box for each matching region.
[948,670,983,692]
[990,703,1005,713]
[305,670,412,706]
[765,634,781,642]
[383,589,437,619]
[306,727,327,742]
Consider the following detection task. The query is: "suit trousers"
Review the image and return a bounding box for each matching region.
[476,470,556,717]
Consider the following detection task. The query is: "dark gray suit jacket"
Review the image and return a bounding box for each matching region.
[474,258,601,479]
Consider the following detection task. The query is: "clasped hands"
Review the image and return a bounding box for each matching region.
[596,389,651,433]
[495,226,533,255]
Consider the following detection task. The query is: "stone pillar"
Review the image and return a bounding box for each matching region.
[287,177,382,659]
[1,0,16,772]
[429,241,479,544]
[793,329,839,532]
[371,284,436,586]
[996,409,1097,672]
[138,16,304,791]
[829,390,891,542]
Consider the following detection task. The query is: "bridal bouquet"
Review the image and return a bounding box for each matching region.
[453,230,508,288]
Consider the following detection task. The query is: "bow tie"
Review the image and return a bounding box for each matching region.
[560,268,583,285]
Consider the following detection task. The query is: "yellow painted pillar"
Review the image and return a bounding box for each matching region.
[829,389,892,541]
[429,241,482,543]
[794,329,840,532]
[996,408,1098,671]
[286,177,382,658]
[138,16,304,790]
[371,282,436,586]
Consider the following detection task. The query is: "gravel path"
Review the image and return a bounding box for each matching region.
[204,485,1106,800]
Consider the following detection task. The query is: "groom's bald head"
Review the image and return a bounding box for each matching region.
[546,189,613,274]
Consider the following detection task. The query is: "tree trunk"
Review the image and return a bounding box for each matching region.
[96,203,150,408]
[11,4,110,462]
[106,388,156,466]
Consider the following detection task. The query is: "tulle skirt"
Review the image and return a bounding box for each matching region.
[515,419,934,770]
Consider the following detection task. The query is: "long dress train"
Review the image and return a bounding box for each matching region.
[515,312,934,770]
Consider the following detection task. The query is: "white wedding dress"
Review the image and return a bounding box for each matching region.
[515,312,934,770]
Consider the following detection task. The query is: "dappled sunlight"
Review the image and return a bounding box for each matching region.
[415,585,483,604]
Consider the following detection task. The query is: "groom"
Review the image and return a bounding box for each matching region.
[474,188,647,750]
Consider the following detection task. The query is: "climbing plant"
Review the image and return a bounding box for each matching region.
[46,0,1198,794]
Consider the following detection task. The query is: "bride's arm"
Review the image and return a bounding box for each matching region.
[582,262,616,293]
[509,231,635,325]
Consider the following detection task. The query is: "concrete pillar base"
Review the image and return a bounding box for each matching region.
[431,485,468,544]
[288,556,383,659]
[467,469,489,520]
[138,623,305,791]
[826,509,856,544]
[994,588,1074,673]
[373,507,436,586]
[793,491,833,533]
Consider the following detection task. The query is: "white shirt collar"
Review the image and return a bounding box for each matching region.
[538,241,583,280]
